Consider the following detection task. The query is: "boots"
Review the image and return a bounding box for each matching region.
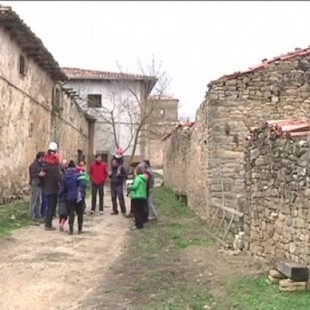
[78,223,83,234]
[69,225,73,235]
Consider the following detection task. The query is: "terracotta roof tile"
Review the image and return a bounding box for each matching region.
[210,46,310,85]
[247,119,310,140]
[161,121,195,141]
[62,67,157,82]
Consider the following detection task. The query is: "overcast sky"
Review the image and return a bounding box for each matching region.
[2,1,310,119]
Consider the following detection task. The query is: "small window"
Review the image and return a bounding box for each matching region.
[87,94,102,108]
[19,54,26,76]
[55,89,61,106]
[29,122,33,137]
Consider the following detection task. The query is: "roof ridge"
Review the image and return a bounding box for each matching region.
[0,5,66,81]
[62,67,157,80]
[209,45,310,86]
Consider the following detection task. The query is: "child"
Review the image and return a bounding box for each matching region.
[58,193,68,231]
[128,165,148,230]
[59,160,84,235]
[113,148,124,166]
[76,159,86,174]
[77,170,90,214]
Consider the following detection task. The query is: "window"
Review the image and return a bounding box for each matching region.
[28,122,33,137]
[87,94,102,108]
[55,89,61,106]
[19,54,26,76]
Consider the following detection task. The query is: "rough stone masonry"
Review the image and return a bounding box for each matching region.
[163,47,310,260]
[244,121,310,264]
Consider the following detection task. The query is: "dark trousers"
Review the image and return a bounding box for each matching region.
[91,184,104,211]
[41,193,48,217]
[80,189,87,213]
[133,199,146,229]
[111,184,126,214]
[68,200,84,232]
[45,194,58,228]
[143,199,149,223]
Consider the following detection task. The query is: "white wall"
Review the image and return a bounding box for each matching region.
[65,79,143,156]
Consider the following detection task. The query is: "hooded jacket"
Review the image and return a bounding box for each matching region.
[59,168,80,201]
[77,172,90,199]
[129,174,147,199]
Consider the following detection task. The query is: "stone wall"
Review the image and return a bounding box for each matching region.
[0,28,91,203]
[244,124,310,264]
[164,53,310,229]
[164,126,191,196]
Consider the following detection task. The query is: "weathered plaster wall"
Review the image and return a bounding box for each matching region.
[65,79,145,156]
[0,28,90,203]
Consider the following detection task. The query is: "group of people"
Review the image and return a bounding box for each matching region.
[29,142,89,234]
[28,143,158,234]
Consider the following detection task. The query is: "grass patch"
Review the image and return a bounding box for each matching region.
[85,185,310,310]
[96,185,215,309]
[221,275,310,310]
[0,201,29,237]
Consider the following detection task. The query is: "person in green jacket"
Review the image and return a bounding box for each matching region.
[128,165,148,230]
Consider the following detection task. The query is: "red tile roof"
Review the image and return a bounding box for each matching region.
[161,121,195,141]
[209,46,310,85]
[62,67,157,82]
[247,119,310,140]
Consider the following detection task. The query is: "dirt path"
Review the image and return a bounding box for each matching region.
[0,188,131,310]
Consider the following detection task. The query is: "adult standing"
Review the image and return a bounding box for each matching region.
[28,152,45,225]
[90,154,108,215]
[144,159,158,220]
[128,165,148,230]
[58,159,69,231]
[43,142,61,231]
[109,158,127,215]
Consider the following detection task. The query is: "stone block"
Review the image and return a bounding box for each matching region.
[275,259,309,281]
[269,269,286,279]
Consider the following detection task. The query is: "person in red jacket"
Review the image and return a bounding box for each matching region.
[90,154,108,215]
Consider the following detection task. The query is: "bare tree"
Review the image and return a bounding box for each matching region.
[117,57,174,162]
[81,57,171,163]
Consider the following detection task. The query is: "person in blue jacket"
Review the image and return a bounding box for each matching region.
[59,160,85,235]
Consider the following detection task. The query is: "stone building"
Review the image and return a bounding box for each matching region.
[0,6,94,203]
[145,95,179,168]
[62,67,157,162]
[164,46,310,230]
[244,120,310,263]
